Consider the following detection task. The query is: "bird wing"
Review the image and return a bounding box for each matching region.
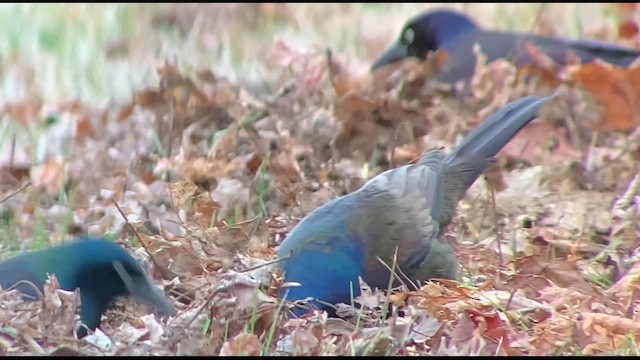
[436,30,639,84]
[351,150,445,287]
[0,256,46,300]
[554,38,639,67]
[504,33,640,68]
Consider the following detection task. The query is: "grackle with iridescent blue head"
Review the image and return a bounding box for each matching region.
[372,9,640,84]
[278,96,552,315]
[0,237,176,337]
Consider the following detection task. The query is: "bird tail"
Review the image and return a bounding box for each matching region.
[567,39,640,67]
[442,96,552,204]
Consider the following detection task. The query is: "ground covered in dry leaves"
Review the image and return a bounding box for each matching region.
[1,4,640,356]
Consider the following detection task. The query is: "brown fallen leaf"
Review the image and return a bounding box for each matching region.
[561,61,640,131]
[41,275,80,338]
[499,121,583,165]
[618,19,639,40]
[528,230,606,258]
[398,50,448,99]
[472,59,518,115]
[514,255,597,295]
[615,3,639,42]
[332,91,434,161]
[326,49,371,98]
[1,100,43,127]
[332,92,378,159]
[269,148,304,186]
[449,309,514,356]
[269,39,327,103]
[219,333,261,356]
[30,157,65,196]
[519,42,564,88]
[582,312,640,336]
[608,256,640,300]
[133,61,235,149]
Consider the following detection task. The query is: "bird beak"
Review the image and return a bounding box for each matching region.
[131,279,177,318]
[113,261,177,318]
[371,41,409,70]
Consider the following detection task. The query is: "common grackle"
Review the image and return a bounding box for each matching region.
[0,237,176,337]
[278,96,552,315]
[371,9,640,84]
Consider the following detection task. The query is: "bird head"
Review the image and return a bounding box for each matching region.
[67,238,177,336]
[371,9,478,70]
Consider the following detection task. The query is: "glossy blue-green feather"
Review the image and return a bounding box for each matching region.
[0,237,176,336]
[278,96,553,314]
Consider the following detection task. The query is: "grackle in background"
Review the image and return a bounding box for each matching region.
[278,96,552,315]
[371,9,640,84]
[0,237,176,337]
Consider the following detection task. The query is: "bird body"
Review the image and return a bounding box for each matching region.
[0,237,176,337]
[371,9,640,84]
[278,96,552,314]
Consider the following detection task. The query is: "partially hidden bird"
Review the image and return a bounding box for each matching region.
[278,96,552,315]
[371,9,640,84]
[0,237,176,337]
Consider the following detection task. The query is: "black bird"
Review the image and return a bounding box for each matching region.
[0,237,176,337]
[278,96,552,315]
[371,9,640,84]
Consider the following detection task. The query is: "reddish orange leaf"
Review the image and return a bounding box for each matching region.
[134,89,165,108]
[563,62,640,131]
[1,166,30,184]
[519,42,562,88]
[246,153,263,174]
[117,104,134,123]
[31,157,65,195]
[75,115,92,142]
[465,309,511,349]
[618,19,639,39]
[326,49,371,98]
[2,101,43,127]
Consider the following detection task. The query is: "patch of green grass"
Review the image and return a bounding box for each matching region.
[263,297,286,355]
[255,150,271,218]
[0,4,620,107]
[31,214,49,251]
[101,233,118,243]
[1,4,175,103]
[202,316,212,336]
[247,290,262,334]
[0,207,19,255]
[583,266,614,288]
[609,334,640,356]
[58,189,75,234]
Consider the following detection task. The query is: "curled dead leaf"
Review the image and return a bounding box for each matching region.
[220,333,261,356]
[41,275,80,338]
[448,309,512,356]
[326,49,372,98]
[561,61,640,131]
[332,92,378,159]
[515,255,597,295]
[30,157,65,196]
[582,312,640,336]
[332,92,431,161]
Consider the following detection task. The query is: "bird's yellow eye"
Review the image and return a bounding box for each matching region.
[402,27,415,44]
